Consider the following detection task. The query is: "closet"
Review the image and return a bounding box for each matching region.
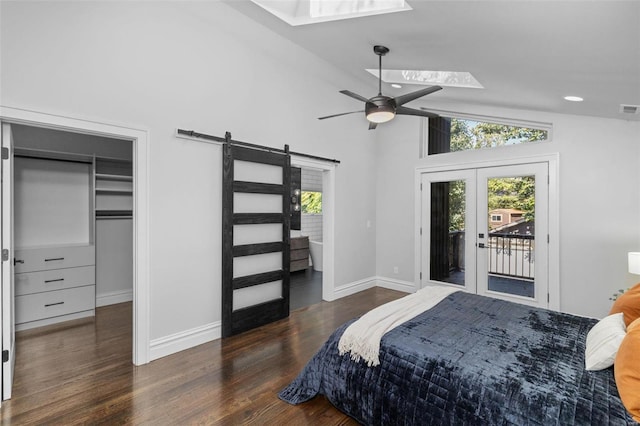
[95,159,134,307]
[11,125,132,331]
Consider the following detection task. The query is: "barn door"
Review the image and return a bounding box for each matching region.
[222,139,291,337]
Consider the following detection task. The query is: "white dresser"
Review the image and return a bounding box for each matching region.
[15,245,96,330]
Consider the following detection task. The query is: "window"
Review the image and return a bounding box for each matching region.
[301,191,322,214]
[424,114,551,156]
[491,214,502,222]
[251,0,411,26]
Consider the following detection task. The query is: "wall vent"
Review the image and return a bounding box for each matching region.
[620,104,640,114]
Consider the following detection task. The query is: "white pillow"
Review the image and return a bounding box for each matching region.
[585,312,626,371]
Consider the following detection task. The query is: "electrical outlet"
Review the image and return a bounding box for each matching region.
[393,266,399,274]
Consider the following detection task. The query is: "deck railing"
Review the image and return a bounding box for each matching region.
[448,232,534,280]
[487,233,534,280]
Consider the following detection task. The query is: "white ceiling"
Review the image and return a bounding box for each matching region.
[226,0,640,121]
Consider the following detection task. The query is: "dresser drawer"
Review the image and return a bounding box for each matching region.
[291,248,309,261]
[16,285,95,324]
[291,237,309,250]
[14,245,95,273]
[291,259,309,272]
[15,266,95,296]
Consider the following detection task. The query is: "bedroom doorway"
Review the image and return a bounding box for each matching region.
[289,166,324,311]
[420,162,550,308]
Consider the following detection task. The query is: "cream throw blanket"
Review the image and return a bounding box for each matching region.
[338,286,459,367]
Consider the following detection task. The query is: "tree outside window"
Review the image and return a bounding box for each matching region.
[302,191,322,214]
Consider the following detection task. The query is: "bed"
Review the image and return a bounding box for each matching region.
[279,289,637,425]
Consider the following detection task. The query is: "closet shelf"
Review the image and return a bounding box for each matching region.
[96,188,133,194]
[95,173,133,182]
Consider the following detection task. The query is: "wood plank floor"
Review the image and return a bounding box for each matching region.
[1,287,404,425]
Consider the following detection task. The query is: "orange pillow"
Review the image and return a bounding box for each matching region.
[615,317,640,422]
[610,283,640,327]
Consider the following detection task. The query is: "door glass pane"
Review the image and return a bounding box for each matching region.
[486,176,535,297]
[430,180,466,286]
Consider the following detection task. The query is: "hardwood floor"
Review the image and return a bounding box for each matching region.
[1,287,404,425]
[290,268,322,310]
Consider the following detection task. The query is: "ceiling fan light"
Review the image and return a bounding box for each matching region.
[367,110,395,123]
[366,103,395,123]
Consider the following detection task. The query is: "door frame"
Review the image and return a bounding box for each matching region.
[415,154,560,311]
[0,106,150,365]
[1,123,15,401]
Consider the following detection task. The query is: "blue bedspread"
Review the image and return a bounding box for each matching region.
[279,291,636,425]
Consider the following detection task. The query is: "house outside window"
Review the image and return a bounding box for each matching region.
[489,208,526,230]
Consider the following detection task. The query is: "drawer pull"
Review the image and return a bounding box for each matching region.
[44,302,65,307]
[44,257,65,262]
[44,278,64,283]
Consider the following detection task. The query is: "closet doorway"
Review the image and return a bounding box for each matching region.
[0,107,150,403]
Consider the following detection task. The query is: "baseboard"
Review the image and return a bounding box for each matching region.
[150,321,221,361]
[332,276,376,299]
[375,276,418,293]
[96,289,133,307]
[146,276,414,361]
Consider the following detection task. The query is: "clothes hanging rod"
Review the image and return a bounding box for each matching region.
[14,151,93,165]
[96,209,133,217]
[176,129,340,164]
[96,216,133,220]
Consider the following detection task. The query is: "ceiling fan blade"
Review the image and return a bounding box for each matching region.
[318,110,364,120]
[394,86,443,107]
[395,106,440,118]
[368,122,378,130]
[339,90,371,103]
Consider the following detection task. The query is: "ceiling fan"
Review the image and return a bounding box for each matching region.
[318,45,443,130]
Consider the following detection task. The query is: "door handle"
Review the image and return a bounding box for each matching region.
[478,243,486,248]
[14,259,24,265]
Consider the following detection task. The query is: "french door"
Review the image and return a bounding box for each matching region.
[421,162,549,308]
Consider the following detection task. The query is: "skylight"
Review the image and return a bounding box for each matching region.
[366,69,484,89]
[251,0,412,26]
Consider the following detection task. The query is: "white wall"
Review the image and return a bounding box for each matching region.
[374,101,640,319]
[0,1,378,349]
[14,157,92,248]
